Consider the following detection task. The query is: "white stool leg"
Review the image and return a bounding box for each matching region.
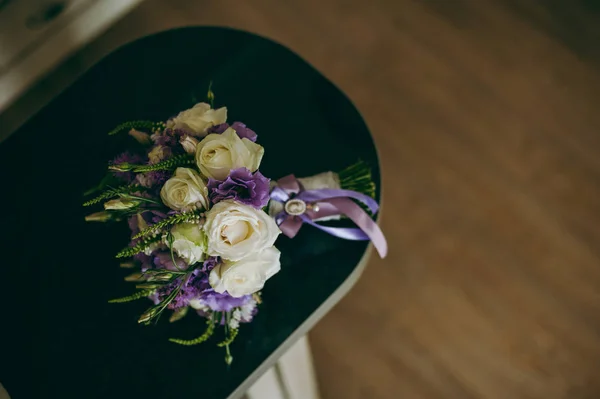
[276,335,321,399]
[246,367,287,399]
[246,335,321,399]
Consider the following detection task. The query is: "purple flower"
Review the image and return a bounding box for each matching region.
[150,128,188,147]
[135,170,171,188]
[208,123,229,134]
[201,256,220,273]
[153,252,187,271]
[208,168,270,208]
[110,152,145,183]
[199,291,252,313]
[151,270,211,310]
[208,121,257,142]
[230,122,257,142]
[133,252,153,271]
[127,211,164,236]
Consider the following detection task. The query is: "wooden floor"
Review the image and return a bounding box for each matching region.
[4,1,600,398]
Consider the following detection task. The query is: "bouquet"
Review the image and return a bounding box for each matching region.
[84,89,386,364]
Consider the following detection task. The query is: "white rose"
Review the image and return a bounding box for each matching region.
[204,200,280,261]
[166,102,227,136]
[160,167,209,211]
[195,128,264,180]
[168,222,206,265]
[180,135,199,154]
[209,247,281,297]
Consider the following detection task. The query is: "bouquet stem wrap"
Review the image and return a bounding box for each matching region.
[270,175,388,258]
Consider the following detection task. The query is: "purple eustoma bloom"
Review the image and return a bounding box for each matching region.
[148,257,256,314]
[208,123,229,134]
[151,128,188,146]
[208,168,270,209]
[153,252,187,271]
[199,291,253,313]
[201,256,219,273]
[230,122,257,142]
[208,121,257,142]
[136,170,171,188]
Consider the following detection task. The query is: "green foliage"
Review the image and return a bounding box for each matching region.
[115,235,162,258]
[133,154,195,173]
[137,269,195,325]
[169,318,215,346]
[339,160,376,199]
[83,184,141,206]
[83,173,119,196]
[108,120,164,136]
[133,209,203,239]
[109,154,194,174]
[108,289,154,303]
[217,328,239,347]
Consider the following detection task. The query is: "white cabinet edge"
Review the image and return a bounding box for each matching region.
[0,0,144,112]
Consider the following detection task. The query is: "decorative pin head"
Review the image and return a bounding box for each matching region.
[285,198,307,216]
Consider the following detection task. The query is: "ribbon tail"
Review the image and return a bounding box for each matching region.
[277,214,304,238]
[325,198,388,258]
[301,216,370,240]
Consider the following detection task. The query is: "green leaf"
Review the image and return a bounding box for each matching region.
[115,235,162,258]
[133,154,195,173]
[169,318,215,346]
[108,289,154,303]
[133,209,203,239]
[83,184,142,207]
[217,328,239,347]
[108,154,194,174]
[108,120,164,136]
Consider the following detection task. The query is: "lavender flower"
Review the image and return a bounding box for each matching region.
[208,122,257,142]
[127,211,164,236]
[153,252,187,271]
[151,128,188,147]
[208,123,229,134]
[208,168,270,208]
[148,257,256,313]
[136,170,171,188]
[230,122,257,142]
[201,256,220,273]
[199,290,253,313]
[133,252,153,272]
[110,152,145,183]
[150,269,211,309]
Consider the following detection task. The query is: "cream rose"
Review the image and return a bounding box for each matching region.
[166,102,227,136]
[168,222,206,265]
[209,247,281,297]
[195,128,264,180]
[160,167,209,211]
[180,135,199,154]
[204,200,280,261]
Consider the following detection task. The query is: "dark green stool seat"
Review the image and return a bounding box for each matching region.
[0,27,380,399]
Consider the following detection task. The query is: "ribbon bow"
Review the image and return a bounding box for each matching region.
[270,175,388,258]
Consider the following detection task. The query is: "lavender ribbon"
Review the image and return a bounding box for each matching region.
[270,175,388,258]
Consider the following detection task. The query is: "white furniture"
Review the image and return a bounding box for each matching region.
[0,0,144,112]
[246,336,321,399]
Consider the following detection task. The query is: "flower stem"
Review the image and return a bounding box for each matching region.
[108,120,164,136]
